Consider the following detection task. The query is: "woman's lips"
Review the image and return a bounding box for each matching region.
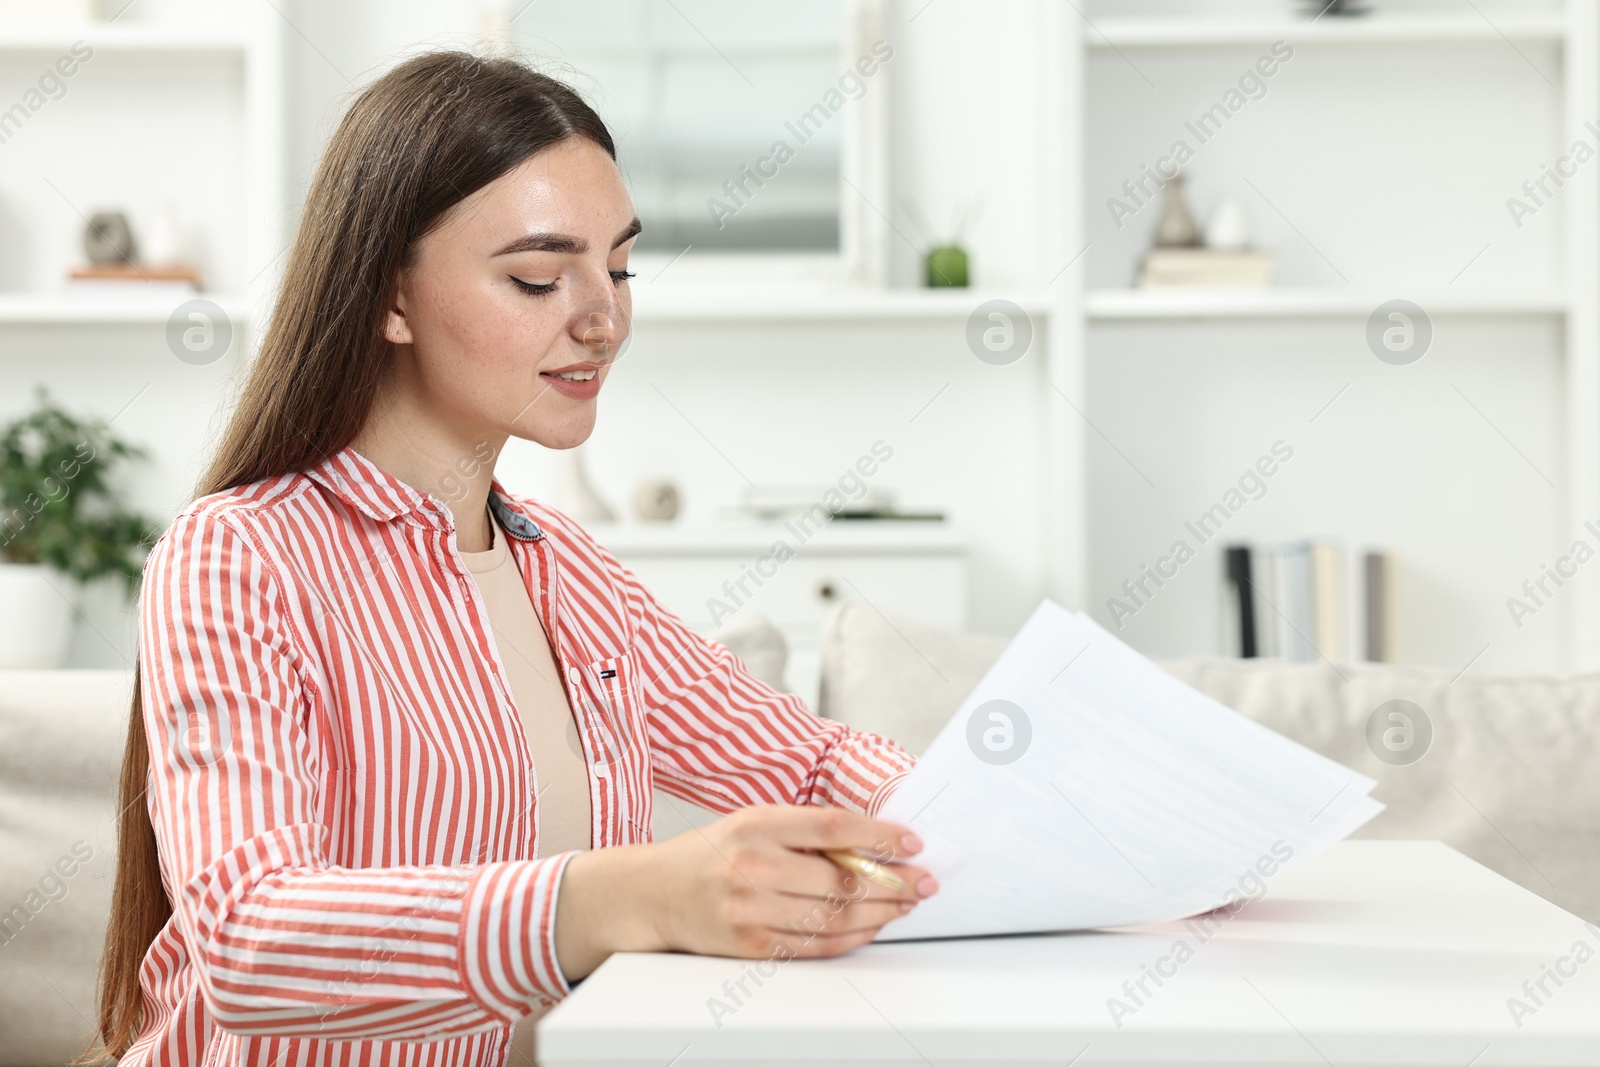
[540,365,603,400]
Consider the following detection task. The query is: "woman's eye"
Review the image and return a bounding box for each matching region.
[510,272,632,294]
[509,276,557,296]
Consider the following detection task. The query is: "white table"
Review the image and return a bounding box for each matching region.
[539,841,1600,1066]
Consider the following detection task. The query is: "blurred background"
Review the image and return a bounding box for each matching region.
[0,0,1587,700]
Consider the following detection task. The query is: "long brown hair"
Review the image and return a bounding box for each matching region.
[90,50,615,1061]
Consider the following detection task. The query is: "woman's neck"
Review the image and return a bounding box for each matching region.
[349,397,505,552]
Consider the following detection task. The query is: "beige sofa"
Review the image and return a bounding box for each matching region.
[2,670,125,1067]
[5,605,1597,1064]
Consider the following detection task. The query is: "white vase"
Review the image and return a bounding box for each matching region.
[1205,197,1253,251]
[142,202,188,268]
[0,562,74,669]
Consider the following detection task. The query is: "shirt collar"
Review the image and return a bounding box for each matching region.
[304,444,544,541]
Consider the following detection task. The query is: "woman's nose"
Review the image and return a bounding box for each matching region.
[574,295,628,362]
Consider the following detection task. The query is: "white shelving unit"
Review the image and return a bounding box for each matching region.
[0,293,252,325]
[1084,12,1567,47]
[0,10,284,332]
[629,287,1052,323]
[0,25,252,52]
[595,519,966,556]
[0,7,286,669]
[1063,1,1599,673]
[1085,289,1569,320]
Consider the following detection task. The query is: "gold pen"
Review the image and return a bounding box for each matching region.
[823,849,907,892]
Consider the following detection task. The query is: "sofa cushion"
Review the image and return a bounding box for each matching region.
[815,601,1600,923]
[817,600,1007,754]
[0,669,133,1067]
[1164,657,1600,925]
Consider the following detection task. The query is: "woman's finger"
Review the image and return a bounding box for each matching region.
[750,805,922,861]
[786,899,915,937]
[773,857,936,908]
[775,923,884,959]
[751,889,920,940]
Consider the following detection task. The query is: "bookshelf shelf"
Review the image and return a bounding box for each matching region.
[593,520,964,557]
[0,25,250,53]
[1084,14,1567,48]
[629,287,1054,323]
[0,294,251,326]
[1085,289,1569,321]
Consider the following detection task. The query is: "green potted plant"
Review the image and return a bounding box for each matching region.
[904,193,985,289]
[0,387,161,668]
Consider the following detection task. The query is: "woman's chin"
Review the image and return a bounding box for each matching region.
[518,416,597,452]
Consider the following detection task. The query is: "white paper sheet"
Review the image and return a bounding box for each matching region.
[875,600,1383,941]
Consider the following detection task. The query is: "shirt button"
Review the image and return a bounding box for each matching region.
[566,666,582,684]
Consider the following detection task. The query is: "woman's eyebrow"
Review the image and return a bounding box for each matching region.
[491,217,642,257]
[613,217,642,248]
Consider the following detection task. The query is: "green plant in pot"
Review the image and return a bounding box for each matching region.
[924,244,969,288]
[907,193,986,288]
[0,387,162,668]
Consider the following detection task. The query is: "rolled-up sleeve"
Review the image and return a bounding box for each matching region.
[140,506,571,1040]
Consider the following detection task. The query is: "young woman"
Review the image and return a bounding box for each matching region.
[95,51,934,1067]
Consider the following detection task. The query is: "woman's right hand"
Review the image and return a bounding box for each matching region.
[553,804,936,982]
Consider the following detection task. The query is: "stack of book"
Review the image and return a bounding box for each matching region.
[1137,248,1274,288]
[1222,542,1395,663]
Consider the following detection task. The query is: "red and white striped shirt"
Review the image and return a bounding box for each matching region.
[127,444,914,1067]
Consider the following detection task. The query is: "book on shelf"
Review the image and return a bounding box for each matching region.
[1222,546,1258,658]
[1222,541,1395,663]
[1363,552,1393,663]
[1137,248,1274,289]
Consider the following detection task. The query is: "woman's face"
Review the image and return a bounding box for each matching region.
[384,136,638,451]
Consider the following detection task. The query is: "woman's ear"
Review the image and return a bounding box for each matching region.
[383,277,414,346]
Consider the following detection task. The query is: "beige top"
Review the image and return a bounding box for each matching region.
[459,507,593,1062]
[458,507,594,858]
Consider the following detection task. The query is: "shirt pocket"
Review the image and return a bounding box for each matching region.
[565,649,653,844]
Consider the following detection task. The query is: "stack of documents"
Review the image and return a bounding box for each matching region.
[876,600,1382,941]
